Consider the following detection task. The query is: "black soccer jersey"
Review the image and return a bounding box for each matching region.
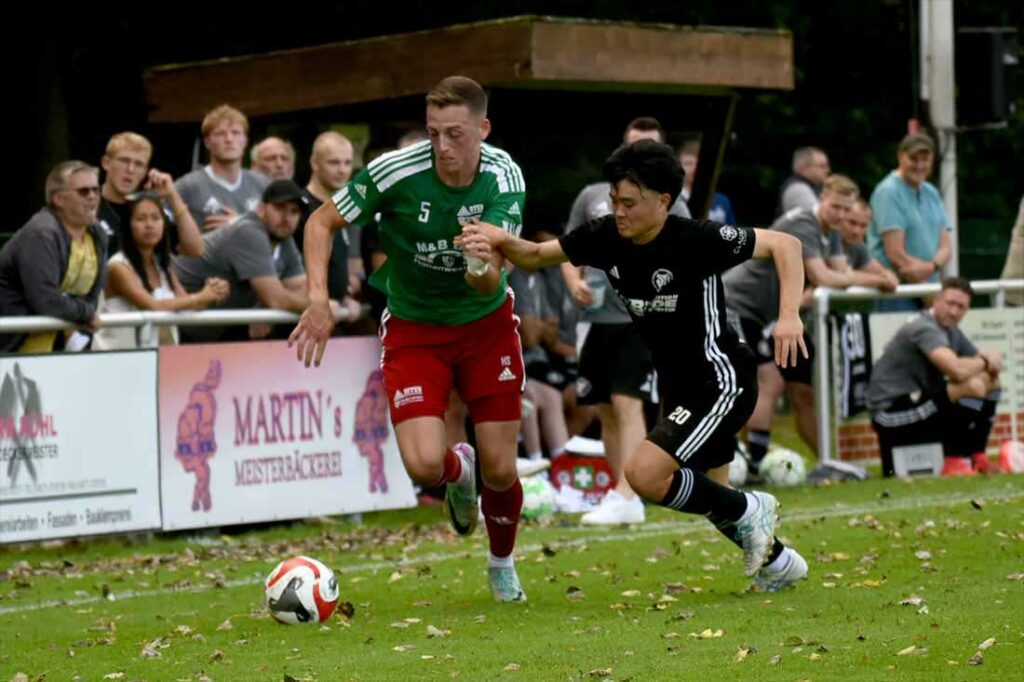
[559,215,756,387]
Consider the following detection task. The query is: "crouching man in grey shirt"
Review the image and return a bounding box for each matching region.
[866,277,1002,476]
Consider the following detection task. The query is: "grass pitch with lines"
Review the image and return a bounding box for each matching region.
[2,474,1022,681]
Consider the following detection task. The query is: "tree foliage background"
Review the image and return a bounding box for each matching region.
[13,0,1020,276]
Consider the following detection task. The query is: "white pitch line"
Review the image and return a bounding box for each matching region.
[0,488,1020,616]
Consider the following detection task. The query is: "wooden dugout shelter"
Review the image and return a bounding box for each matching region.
[144,15,793,221]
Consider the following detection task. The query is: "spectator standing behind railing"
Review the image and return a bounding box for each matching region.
[98,132,202,256]
[776,146,830,217]
[175,105,268,232]
[867,133,951,311]
[1000,195,1024,306]
[0,161,107,353]
[173,179,333,343]
[92,193,229,350]
[839,198,901,291]
[251,137,296,181]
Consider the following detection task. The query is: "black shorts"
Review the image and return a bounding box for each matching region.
[728,312,815,385]
[871,388,996,477]
[648,349,758,472]
[525,357,577,392]
[576,323,655,405]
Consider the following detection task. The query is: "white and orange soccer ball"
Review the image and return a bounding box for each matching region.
[264,556,340,624]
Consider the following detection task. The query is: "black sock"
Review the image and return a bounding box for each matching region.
[659,468,747,520]
[708,513,786,564]
[747,430,771,466]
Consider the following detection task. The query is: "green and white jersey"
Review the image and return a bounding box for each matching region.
[333,140,525,325]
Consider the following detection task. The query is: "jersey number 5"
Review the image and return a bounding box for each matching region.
[418,201,431,223]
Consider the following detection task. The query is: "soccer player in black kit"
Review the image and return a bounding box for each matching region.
[457,140,809,590]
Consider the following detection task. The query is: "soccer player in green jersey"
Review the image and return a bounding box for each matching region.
[290,76,529,601]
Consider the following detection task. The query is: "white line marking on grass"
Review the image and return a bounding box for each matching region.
[1,488,1020,616]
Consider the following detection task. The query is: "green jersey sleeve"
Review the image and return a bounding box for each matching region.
[332,166,380,224]
[479,145,526,238]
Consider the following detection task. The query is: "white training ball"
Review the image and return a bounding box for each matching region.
[729,443,750,488]
[264,556,340,624]
[760,448,807,488]
[521,475,556,519]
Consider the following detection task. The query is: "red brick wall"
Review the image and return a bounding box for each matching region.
[838,412,1024,461]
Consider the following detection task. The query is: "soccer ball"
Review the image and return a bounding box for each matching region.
[521,475,556,519]
[729,442,750,487]
[264,556,340,624]
[760,448,807,488]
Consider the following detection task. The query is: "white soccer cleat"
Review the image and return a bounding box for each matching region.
[753,548,808,592]
[580,490,645,525]
[734,491,779,577]
[445,443,478,536]
[488,565,527,602]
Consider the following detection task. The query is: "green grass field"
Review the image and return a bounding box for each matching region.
[1,472,1022,681]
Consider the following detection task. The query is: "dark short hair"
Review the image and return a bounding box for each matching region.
[426,76,488,117]
[941,276,973,298]
[623,117,664,143]
[602,140,684,206]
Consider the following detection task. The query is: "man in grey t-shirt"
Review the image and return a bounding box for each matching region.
[560,117,691,526]
[173,180,317,342]
[175,104,269,232]
[840,199,900,290]
[724,174,861,467]
[867,278,1003,476]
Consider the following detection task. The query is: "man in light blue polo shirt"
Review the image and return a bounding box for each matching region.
[868,133,952,310]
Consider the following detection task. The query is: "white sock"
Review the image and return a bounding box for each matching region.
[738,492,759,523]
[489,553,514,569]
[453,448,472,486]
[764,547,791,572]
[526,450,543,461]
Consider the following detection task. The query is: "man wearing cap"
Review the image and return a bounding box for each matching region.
[173,179,325,342]
[867,132,952,310]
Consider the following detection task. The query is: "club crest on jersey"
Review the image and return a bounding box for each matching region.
[456,204,485,221]
[719,225,739,241]
[652,268,674,293]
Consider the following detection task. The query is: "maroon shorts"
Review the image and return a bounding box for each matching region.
[380,294,525,425]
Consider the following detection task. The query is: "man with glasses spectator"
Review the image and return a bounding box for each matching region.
[0,161,108,352]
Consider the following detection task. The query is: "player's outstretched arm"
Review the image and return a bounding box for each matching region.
[456,222,567,272]
[289,204,347,368]
[752,228,809,369]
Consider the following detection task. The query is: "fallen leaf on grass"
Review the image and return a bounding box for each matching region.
[390,621,411,629]
[690,629,724,639]
[209,649,224,662]
[897,646,928,656]
[915,551,932,560]
[392,644,415,652]
[620,590,641,598]
[662,632,681,639]
[10,674,28,682]
[1006,573,1024,582]
[968,652,984,665]
[665,582,687,594]
[734,646,755,662]
[504,663,521,671]
[216,619,233,631]
[899,596,926,607]
[426,625,448,639]
[970,499,983,510]
[977,638,996,651]
[102,675,124,680]
[768,655,782,666]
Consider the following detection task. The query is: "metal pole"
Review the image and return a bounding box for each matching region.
[814,288,833,464]
[927,0,960,274]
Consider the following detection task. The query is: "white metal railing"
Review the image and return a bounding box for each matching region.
[0,307,366,334]
[814,279,1024,463]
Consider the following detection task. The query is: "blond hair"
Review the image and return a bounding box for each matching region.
[201,104,249,137]
[105,131,153,160]
[822,173,859,198]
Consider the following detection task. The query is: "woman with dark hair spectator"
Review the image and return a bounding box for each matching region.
[93,194,228,349]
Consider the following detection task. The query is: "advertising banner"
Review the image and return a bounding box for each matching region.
[158,338,416,530]
[0,352,161,543]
